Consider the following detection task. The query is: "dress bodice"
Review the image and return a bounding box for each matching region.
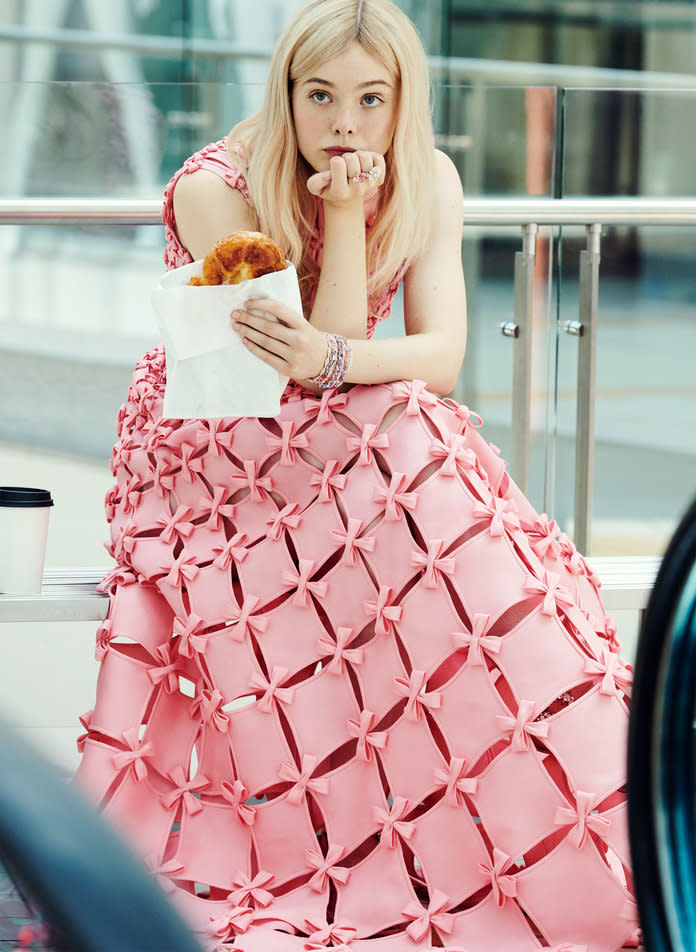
[161,138,404,340]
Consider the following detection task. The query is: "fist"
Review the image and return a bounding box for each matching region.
[307,151,386,206]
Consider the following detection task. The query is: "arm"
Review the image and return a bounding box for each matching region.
[235,150,467,395]
[172,169,258,260]
[342,150,467,394]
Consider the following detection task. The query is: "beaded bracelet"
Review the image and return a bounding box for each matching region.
[309,333,352,389]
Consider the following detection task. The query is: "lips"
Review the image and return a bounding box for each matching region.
[324,147,356,157]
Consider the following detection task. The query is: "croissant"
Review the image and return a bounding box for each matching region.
[188,231,287,286]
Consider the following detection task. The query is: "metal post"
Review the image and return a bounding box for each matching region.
[572,223,602,555]
[507,223,538,494]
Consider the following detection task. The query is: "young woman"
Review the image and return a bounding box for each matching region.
[76,2,639,950]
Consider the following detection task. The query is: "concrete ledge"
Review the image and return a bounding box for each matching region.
[0,557,661,623]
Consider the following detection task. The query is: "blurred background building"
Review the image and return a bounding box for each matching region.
[1,0,696,569]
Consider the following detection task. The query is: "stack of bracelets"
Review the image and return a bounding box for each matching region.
[309,332,353,389]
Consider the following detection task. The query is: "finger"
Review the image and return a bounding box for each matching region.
[307,170,332,196]
[355,150,374,172]
[241,336,287,372]
[243,298,304,328]
[342,152,362,180]
[233,316,292,352]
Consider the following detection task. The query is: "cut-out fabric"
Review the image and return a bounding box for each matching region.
[75,141,638,952]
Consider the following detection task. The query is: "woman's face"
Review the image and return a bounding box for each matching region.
[291,42,398,172]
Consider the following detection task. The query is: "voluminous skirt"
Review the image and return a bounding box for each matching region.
[75,345,639,952]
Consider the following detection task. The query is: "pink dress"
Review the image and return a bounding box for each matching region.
[75,140,639,952]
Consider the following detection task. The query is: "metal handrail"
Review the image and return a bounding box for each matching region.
[3,194,695,554]
[3,195,696,225]
[5,24,696,89]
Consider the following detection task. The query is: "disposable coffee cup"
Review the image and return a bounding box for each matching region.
[0,487,54,595]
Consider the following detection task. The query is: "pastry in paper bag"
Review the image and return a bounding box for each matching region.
[151,233,300,419]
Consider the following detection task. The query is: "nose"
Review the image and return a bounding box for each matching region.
[332,104,356,136]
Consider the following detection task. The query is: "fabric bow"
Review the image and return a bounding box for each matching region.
[160,765,208,815]
[373,796,415,847]
[199,485,236,531]
[147,644,180,694]
[310,459,347,503]
[309,389,348,426]
[402,889,454,941]
[584,649,633,697]
[95,618,113,661]
[266,421,310,465]
[434,757,478,806]
[524,571,574,617]
[394,669,442,721]
[305,845,350,892]
[249,666,295,712]
[224,594,268,641]
[111,728,154,782]
[480,848,517,907]
[399,379,439,417]
[363,585,402,637]
[227,870,274,909]
[220,779,256,826]
[282,559,328,607]
[205,418,233,456]
[346,424,389,466]
[173,613,210,658]
[497,699,549,752]
[212,532,250,570]
[176,442,204,483]
[331,518,376,566]
[428,434,470,477]
[474,496,520,538]
[266,502,302,541]
[209,904,254,940]
[410,539,456,588]
[347,710,388,762]
[192,687,229,732]
[373,473,417,521]
[160,550,199,589]
[555,790,610,848]
[453,613,501,666]
[318,627,364,675]
[279,755,330,804]
[155,505,195,545]
[527,513,562,562]
[304,921,356,952]
[243,459,273,502]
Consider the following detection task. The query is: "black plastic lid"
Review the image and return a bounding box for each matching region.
[0,487,54,508]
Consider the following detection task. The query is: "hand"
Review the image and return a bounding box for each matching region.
[307,151,386,207]
[231,297,328,383]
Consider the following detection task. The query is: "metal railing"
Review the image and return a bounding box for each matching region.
[6,24,696,90]
[2,195,696,553]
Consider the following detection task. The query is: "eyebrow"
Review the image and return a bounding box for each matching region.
[303,77,392,88]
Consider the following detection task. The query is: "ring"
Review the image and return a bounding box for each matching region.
[352,167,381,185]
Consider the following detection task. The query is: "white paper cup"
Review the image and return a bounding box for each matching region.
[0,487,54,595]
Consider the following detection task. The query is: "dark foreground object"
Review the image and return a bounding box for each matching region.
[0,720,203,952]
[628,496,696,952]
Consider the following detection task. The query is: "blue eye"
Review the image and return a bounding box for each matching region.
[362,94,382,107]
[310,90,331,104]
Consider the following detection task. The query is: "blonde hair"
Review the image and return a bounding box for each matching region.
[229,0,435,312]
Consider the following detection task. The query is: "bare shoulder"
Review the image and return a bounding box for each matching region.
[173,168,257,259]
[433,149,464,221]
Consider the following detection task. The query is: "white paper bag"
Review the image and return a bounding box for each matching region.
[152,258,302,419]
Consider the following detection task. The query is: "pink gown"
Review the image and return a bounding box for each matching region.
[75,140,639,952]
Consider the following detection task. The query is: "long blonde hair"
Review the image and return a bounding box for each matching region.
[229,0,435,312]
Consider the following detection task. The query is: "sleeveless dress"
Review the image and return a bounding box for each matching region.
[75,139,639,952]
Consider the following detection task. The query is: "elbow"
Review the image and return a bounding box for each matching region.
[433,338,466,396]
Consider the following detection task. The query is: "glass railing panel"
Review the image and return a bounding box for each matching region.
[436,83,558,514]
[555,87,696,555]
